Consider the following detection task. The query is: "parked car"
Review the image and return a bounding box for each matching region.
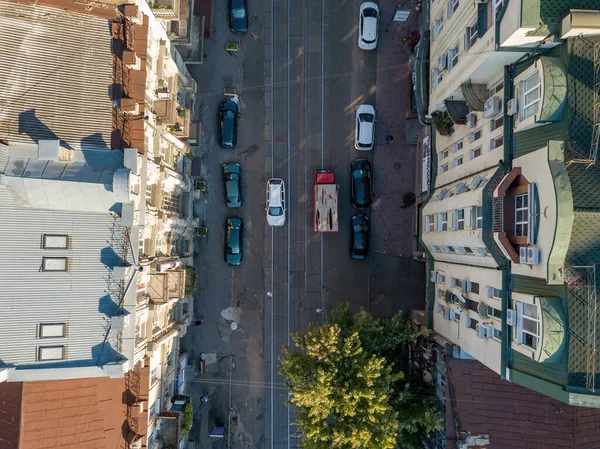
[358,2,379,50]
[222,162,242,208]
[355,104,376,150]
[266,178,286,226]
[224,217,243,266]
[350,159,372,208]
[350,214,369,260]
[218,97,239,149]
[229,0,248,34]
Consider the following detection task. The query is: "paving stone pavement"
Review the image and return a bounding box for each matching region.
[372,0,422,258]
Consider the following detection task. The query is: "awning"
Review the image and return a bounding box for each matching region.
[444,100,469,124]
[414,30,431,125]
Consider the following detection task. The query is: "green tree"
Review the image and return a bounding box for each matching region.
[280,304,439,449]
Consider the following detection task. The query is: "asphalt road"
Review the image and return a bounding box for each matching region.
[182,0,381,447]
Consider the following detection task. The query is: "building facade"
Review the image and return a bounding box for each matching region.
[419,0,600,407]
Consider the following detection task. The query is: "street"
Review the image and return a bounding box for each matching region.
[181,0,425,447]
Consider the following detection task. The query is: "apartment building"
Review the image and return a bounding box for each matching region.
[0,1,196,446]
[419,0,600,407]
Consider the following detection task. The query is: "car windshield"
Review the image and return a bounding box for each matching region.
[269,206,283,216]
[363,7,377,18]
[359,113,374,123]
[232,0,245,18]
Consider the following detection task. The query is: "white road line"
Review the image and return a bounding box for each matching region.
[286,0,292,447]
[304,0,309,325]
[270,0,275,445]
[320,0,325,324]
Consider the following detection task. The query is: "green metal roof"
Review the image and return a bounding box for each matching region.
[521,0,600,28]
[539,296,568,363]
[539,57,567,122]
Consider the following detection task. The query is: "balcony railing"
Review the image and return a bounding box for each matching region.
[492,197,504,232]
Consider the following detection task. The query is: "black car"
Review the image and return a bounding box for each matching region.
[350,159,372,208]
[229,0,248,34]
[218,98,239,149]
[350,214,369,260]
[224,217,243,266]
[223,162,242,208]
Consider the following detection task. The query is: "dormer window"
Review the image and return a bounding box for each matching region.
[517,302,540,350]
[515,194,528,237]
[520,70,541,120]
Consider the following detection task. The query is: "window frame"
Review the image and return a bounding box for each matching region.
[520,70,541,120]
[149,399,161,419]
[470,147,482,160]
[491,135,504,150]
[456,209,465,230]
[440,163,449,173]
[439,212,448,231]
[475,206,483,229]
[490,116,504,131]
[517,302,540,350]
[42,234,69,250]
[515,193,529,237]
[440,148,449,160]
[465,21,478,50]
[426,214,435,233]
[453,156,463,167]
[433,13,444,39]
[450,44,459,68]
[41,257,68,272]
[38,346,65,361]
[492,0,504,23]
[448,0,459,18]
[39,323,66,339]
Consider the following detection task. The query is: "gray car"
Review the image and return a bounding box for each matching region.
[223,162,242,208]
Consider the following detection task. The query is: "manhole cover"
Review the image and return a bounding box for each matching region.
[393,162,402,170]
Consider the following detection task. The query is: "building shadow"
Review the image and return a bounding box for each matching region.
[18,109,74,151]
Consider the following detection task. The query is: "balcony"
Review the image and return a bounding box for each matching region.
[168,107,191,139]
[148,270,186,305]
[148,0,180,19]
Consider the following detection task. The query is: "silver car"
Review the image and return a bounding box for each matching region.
[266,178,286,227]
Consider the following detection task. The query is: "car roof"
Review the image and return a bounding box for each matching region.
[358,122,373,144]
[362,17,377,40]
[268,182,283,206]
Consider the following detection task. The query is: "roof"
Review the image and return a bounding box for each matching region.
[521,0,600,28]
[314,184,339,232]
[0,1,114,151]
[446,359,600,449]
[0,382,23,449]
[17,377,129,449]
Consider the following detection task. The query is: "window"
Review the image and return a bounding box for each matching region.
[438,212,448,231]
[469,281,479,294]
[470,147,481,160]
[453,141,463,153]
[39,323,66,338]
[489,81,504,96]
[440,149,449,160]
[152,313,160,329]
[440,163,449,173]
[446,246,455,253]
[430,245,440,253]
[38,346,65,361]
[467,317,479,330]
[135,322,143,343]
[490,307,502,319]
[433,13,444,39]
[42,257,68,272]
[472,206,483,229]
[149,399,160,419]
[448,0,459,18]
[515,194,529,237]
[465,22,477,50]
[490,116,504,131]
[43,234,69,249]
[453,156,463,167]
[493,328,502,339]
[454,209,465,230]
[487,286,502,298]
[447,45,459,70]
[475,247,488,256]
[490,135,504,149]
[151,367,159,386]
[518,302,540,349]
[520,71,541,120]
[453,310,462,322]
[426,214,435,233]
[436,303,446,314]
[148,430,158,449]
[451,277,463,289]
[439,274,446,284]
[470,129,482,142]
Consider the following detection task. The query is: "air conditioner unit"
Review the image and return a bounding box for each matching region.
[438,53,447,70]
[527,247,540,265]
[506,309,517,326]
[507,98,518,116]
[476,323,492,338]
[483,96,501,118]
[519,247,528,264]
[466,113,477,128]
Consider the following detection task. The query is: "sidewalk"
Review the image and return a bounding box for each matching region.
[372,0,422,258]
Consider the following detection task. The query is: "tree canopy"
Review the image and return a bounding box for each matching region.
[280,304,440,449]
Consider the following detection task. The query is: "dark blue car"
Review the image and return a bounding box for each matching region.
[229,0,248,34]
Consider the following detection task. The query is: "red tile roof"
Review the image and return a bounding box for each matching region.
[446,359,600,449]
[17,377,129,449]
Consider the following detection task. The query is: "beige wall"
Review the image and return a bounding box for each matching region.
[431,261,503,374]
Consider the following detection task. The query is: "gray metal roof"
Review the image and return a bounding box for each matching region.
[0,1,114,151]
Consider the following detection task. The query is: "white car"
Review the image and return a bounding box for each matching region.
[358,2,379,50]
[355,104,376,150]
[266,178,286,227]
